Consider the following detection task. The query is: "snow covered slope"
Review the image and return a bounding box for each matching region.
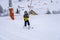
[0,0,60,40]
[0,14,60,40]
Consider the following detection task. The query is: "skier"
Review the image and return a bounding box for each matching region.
[23,11,30,29]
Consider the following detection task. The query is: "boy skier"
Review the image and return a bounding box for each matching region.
[23,11,30,29]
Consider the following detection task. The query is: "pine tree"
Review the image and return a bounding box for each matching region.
[51,0,53,3]
[16,8,19,14]
[18,0,21,2]
[9,0,12,7]
[0,5,3,13]
[46,10,51,14]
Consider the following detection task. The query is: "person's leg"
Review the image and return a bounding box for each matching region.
[27,20,30,26]
[24,21,27,27]
[27,20,30,29]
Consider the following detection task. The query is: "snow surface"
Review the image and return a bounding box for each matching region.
[0,14,60,40]
[0,0,60,40]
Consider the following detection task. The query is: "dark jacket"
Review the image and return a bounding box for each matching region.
[23,11,29,21]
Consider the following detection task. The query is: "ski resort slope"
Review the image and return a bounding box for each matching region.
[0,0,60,40]
[0,14,60,40]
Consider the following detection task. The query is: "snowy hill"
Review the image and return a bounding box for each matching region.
[0,0,60,40]
[0,14,60,40]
